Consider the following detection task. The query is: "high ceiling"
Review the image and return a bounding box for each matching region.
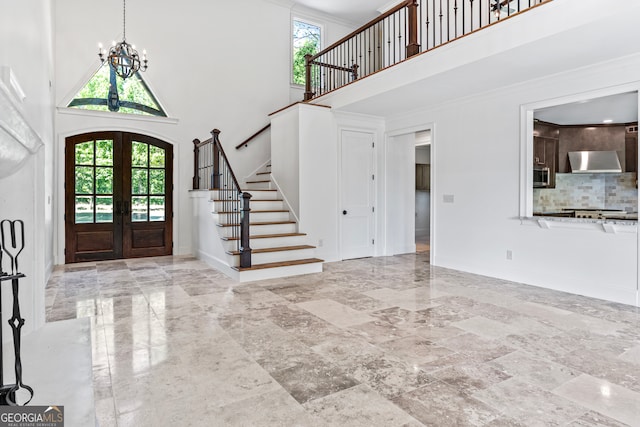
[534,92,638,126]
[292,0,393,24]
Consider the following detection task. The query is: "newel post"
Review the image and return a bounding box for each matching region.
[304,54,314,101]
[192,139,200,190]
[211,129,221,189]
[239,192,252,268]
[406,0,420,57]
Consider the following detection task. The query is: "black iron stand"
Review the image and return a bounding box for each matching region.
[0,273,23,405]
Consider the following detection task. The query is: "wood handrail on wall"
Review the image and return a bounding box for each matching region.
[235,123,271,150]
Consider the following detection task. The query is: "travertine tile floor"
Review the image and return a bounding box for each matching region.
[45,254,640,426]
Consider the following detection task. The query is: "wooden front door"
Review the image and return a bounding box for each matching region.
[65,132,173,263]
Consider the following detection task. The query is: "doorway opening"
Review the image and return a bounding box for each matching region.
[64,131,173,263]
[415,130,431,254]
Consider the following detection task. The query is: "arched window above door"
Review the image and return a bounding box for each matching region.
[67,63,166,117]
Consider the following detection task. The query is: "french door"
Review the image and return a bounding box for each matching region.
[65,132,173,263]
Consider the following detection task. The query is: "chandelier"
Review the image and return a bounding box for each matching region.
[98,0,147,79]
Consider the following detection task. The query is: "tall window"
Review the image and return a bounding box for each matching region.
[292,19,321,85]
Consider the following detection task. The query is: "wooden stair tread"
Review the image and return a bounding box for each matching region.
[241,189,277,192]
[217,220,296,227]
[246,180,271,183]
[221,233,306,241]
[226,245,315,255]
[217,210,289,214]
[233,258,324,272]
[257,172,271,175]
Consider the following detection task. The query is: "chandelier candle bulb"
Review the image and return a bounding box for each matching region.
[97,0,148,79]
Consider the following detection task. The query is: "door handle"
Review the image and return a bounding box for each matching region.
[342,210,347,215]
[123,201,130,216]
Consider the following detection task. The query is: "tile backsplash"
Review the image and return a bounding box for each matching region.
[534,173,638,212]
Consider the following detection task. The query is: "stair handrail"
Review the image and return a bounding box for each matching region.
[304,0,415,100]
[235,123,271,150]
[192,129,252,268]
[303,0,552,101]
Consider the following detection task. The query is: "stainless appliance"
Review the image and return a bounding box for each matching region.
[533,166,551,188]
[568,151,622,173]
[572,209,628,219]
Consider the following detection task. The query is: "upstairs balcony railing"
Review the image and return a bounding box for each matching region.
[304,0,551,100]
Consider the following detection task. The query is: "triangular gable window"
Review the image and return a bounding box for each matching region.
[68,63,166,117]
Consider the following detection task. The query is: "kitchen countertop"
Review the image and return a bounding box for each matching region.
[526,214,637,225]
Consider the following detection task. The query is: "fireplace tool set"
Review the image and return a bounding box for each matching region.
[0,219,33,405]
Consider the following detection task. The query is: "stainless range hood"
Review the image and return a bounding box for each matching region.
[568,150,622,173]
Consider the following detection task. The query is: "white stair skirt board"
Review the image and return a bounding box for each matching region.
[1,318,96,426]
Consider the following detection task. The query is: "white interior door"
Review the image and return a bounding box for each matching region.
[341,130,375,259]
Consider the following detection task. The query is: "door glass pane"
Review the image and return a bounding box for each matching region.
[132,141,148,167]
[149,169,165,194]
[149,145,165,167]
[149,197,165,221]
[75,167,94,194]
[75,141,94,165]
[96,140,114,166]
[75,196,94,223]
[96,167,113,194]
[132,169,148,195]
[96,196,113,223]
[132,196,148,222]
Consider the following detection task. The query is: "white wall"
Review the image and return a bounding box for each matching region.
[54,0,298,262]
[384,56,640,305]
[386,134,416,255]
[298,105,338,261]
[270,106,300,216]
[0,0,55,334]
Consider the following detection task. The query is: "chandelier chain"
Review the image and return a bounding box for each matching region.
[123,0,126,41]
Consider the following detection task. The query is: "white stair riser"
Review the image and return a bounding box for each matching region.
[217,223,297,238]
[228,248,315,267]
[209,189,278,200]
[211,200,284,211]
[213,211,290,223]
[222,235,308,251]
[240,190,279,200]
[244,182,272,190]
[237,262,322,282]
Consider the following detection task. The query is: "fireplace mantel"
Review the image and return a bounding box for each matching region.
[0,67,44,179]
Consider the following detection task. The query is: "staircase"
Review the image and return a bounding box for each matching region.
[210,163,323,281]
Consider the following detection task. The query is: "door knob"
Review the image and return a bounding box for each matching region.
[342,210,347,215]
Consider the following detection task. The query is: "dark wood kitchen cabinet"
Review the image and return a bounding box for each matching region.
[533,136,558,188]
[625,131,637,173]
